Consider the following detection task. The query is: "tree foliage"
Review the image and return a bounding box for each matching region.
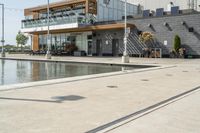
[174,35,181,52]
[16,32,28,47]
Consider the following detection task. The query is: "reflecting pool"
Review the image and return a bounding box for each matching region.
[0,59,150,86]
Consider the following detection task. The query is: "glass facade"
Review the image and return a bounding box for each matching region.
[22,15,88,29]
[38,32,92,54]
[97,0,138,21]
[22,7,95,29]
[39,34,47,50]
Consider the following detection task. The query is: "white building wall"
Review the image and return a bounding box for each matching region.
[96,0,138,22]
[130,0,200,11]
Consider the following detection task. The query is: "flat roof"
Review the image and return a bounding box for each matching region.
[25,0,86,12]
[25,0,97,16]
[29,23,136,34]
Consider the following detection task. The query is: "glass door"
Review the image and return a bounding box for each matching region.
[87,35,93,56]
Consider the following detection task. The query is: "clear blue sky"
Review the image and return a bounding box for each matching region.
[0,0,59,45]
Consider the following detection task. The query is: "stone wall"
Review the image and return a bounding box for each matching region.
[128,13,200,56]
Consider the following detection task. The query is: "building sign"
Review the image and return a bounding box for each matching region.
[164,40,168,46]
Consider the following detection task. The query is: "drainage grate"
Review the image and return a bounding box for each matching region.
[52,95,85,101]
[107,86,118,88]
[166,74,173,77]
[141,79,149,81]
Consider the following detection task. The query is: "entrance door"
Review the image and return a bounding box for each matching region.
[88,40,92,56]
[112,39,119,56]
[96,39,102,56]
[87,35,93,56]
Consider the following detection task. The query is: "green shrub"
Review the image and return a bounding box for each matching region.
[174,35,181,52]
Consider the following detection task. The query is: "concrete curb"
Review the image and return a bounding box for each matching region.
[0,64,175,92]
[0,57,159,67]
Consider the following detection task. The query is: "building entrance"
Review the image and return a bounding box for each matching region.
[96,39,102,56]
[112,39,119,56]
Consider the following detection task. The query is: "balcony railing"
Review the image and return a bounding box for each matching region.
[21,14,93,29]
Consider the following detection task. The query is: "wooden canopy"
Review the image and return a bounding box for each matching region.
[29,23,136,34]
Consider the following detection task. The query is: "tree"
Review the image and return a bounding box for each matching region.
[16,32,29,52]
[174,35,181,52]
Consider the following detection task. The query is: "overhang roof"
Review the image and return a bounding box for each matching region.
[25,0,86,14]
[29,23,136,34]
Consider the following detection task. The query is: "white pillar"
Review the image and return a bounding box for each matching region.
[122,0,129,63]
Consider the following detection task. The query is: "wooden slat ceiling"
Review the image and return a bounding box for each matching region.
[30,23,136,34]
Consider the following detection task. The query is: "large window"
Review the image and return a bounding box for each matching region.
[38,33,91,52]
[97,0,138,21]
[39,35,47,50]
[61,34,67,50]
[51,34,61,51]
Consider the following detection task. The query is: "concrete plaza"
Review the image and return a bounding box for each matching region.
[0,54,200,133]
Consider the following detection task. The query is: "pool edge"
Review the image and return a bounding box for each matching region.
[0,65,176,92]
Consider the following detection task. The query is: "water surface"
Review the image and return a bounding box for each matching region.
[0,59,144,86]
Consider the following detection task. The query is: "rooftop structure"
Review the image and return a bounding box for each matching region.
[132,0,200,11]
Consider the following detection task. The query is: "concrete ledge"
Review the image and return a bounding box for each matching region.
[0,64,175,91]
[0,56,159,67]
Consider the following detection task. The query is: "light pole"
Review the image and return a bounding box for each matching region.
[45,0,51,59]
[122,0,129,63]
[104,0,129,63]
[0,3,5,57]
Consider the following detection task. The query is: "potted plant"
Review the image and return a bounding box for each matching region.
[65,44,78,55]
[173,35,181,58]
[174,35,181,52]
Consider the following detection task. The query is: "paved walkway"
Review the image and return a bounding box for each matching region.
[107,89,200,133]
[0,54,200,133]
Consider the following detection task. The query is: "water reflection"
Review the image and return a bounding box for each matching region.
[0,60,132,86]
[16,61,31,83]
[32,62,122,80]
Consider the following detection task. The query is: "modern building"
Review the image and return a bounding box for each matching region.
[132,0,200,11]
[21,0,200,58]
[21,0,139,56]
